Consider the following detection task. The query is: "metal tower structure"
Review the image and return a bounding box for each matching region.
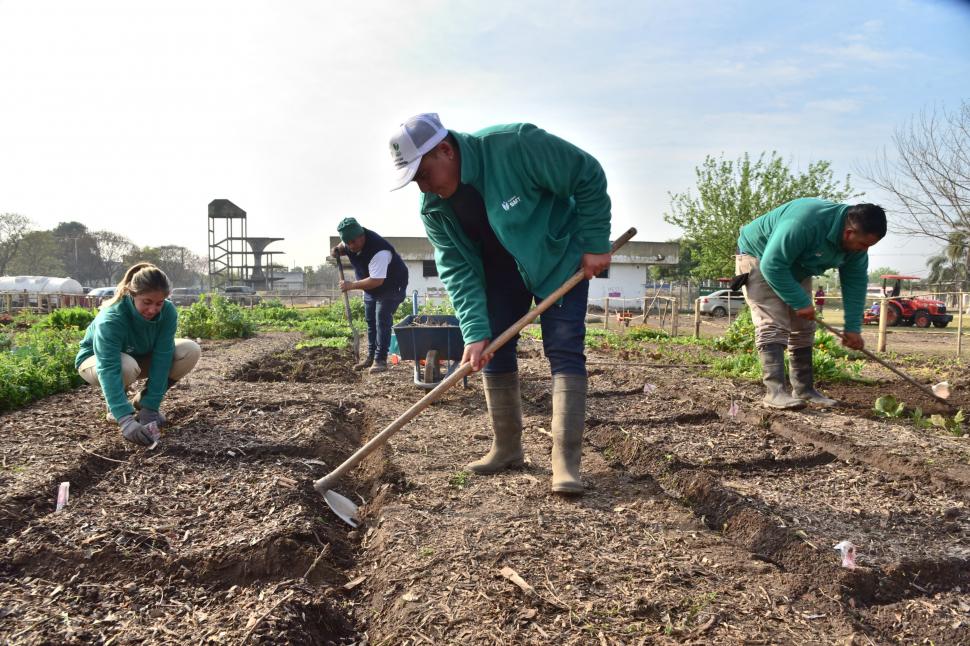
[207,199,285,291]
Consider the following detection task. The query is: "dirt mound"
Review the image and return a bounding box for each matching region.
[0,335,379,643]
[234,345,360,384]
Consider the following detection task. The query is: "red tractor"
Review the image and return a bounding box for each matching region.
[862,275,953,328]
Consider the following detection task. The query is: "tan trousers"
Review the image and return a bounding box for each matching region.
[78,338,202,390]
[736,255,815,351]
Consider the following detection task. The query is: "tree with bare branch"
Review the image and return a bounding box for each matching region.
[93,230,137,285]
[861,101,970,290]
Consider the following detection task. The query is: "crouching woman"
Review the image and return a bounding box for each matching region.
[75,263,201,446]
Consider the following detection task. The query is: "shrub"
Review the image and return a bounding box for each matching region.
[0,326,85,412]
[177,296,255,339]
[249,302,301,326]
[44,307,96,330]
[712,308,755,353]
[300,319,352,339]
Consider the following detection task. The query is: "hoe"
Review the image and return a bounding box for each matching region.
[316,227,638,524]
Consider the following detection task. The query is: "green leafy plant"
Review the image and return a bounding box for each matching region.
[177,296,255,339]
[295,337,348,350]
[449,470,470,489]
[929,410,966,437]
[874,395,906,419]
[910,407,931,430]
[0,326,86,412]
[43,307,96,330]
[299,319,352,339]
[712,308,755,354]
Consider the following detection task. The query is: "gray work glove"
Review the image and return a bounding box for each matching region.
[137,408,166,428]
[119,414,154,446]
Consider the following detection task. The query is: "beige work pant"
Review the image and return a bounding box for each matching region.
[78,338,202,390]
[736,255,815,351]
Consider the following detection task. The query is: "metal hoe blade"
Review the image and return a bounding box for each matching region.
[323,490,360,528]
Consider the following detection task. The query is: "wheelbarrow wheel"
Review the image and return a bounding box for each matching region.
[424,350,441,383]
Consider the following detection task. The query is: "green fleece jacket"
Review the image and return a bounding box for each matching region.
[75,296,178,420]
[420,124,612,343]
[737,198,869,332]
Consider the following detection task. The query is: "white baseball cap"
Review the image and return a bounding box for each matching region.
[388,113,448,191]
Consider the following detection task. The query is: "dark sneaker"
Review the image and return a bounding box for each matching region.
[353,357,374,371]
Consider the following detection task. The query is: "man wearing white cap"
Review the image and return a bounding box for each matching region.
[389,113,612,495]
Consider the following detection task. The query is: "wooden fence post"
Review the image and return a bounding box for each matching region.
[877,297,888,353]
[958,293,965,359]
[672,298,680,337]
[603,297,609,330]
[693,298,701,339]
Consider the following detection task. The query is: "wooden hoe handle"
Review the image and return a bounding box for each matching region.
[314,227,638,493]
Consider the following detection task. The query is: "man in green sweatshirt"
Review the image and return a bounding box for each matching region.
[737,198,886,409]
[388,113,613,495]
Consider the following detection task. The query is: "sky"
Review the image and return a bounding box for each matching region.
[2,0,969,277]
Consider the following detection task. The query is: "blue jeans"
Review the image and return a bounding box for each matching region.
[483,274,589,376]
[364,290,406,362]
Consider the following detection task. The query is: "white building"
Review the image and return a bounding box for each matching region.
[329,236,678,305]
[272,269,307,292]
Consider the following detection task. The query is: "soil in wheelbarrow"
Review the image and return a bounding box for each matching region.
[233,345,360,384]
[403,316,456,327]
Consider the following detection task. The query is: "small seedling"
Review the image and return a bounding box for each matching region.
[449,470,470,489]
[910,407,931,430]
[929,410,966,437]
[873,395,906,419]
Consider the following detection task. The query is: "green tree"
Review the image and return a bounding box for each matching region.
[868,266,901,284]
[926,231,969,290]
[0,213,32,275]
[53,222,101,284]
[664,152,859,279]
[8,230,65,276]
[649,238,699,280]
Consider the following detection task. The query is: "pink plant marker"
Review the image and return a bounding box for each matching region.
[643,383,657,395]
[728,400,740,418]
[834,540,857,569]
[55,482,70,512]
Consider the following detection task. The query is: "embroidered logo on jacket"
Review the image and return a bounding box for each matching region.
[501,195,521,211]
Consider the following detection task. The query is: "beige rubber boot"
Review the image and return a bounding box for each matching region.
[467,372,524,474]
[789,347,838,406]
[759,344,807,410]
[550,373,586,495]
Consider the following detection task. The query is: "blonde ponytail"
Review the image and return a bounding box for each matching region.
[104,262,172,307]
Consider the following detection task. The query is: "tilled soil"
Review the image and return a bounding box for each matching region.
[0,333,375,644]
[1,329,968,644]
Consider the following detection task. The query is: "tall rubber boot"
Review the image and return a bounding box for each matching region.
[467,372,525,474]
[550,374,586,495]
[759,344,807,410]
[789,347,838,406]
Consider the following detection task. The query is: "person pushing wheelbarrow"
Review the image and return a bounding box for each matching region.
[388,113,612,495]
